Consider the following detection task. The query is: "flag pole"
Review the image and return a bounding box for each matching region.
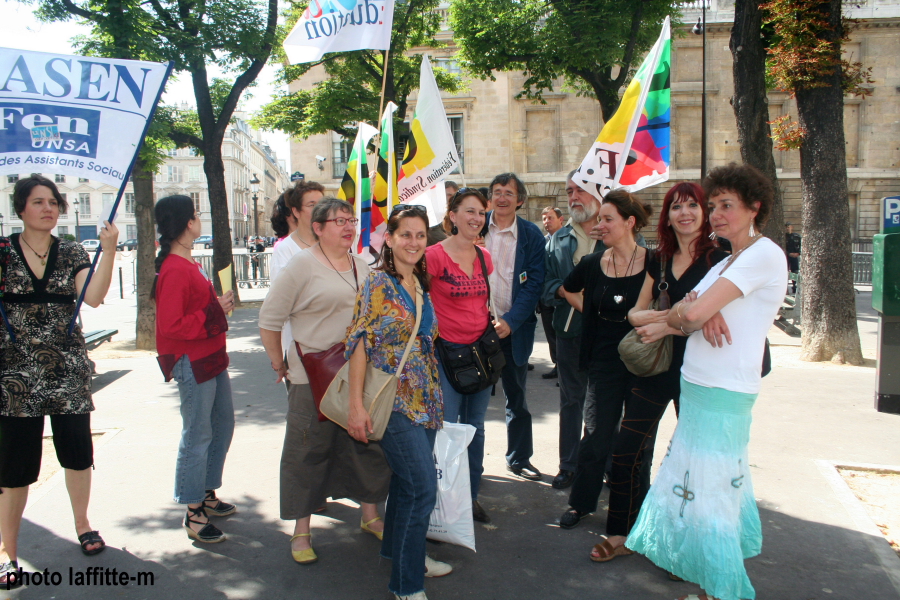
[378,49,391,122]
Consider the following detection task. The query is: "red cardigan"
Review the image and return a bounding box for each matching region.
[155,254,229,383]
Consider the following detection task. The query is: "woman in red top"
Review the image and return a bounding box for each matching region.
[424,188,494,524]
[153,195,236,544]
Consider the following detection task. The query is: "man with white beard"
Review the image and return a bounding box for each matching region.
[541,170,605,490]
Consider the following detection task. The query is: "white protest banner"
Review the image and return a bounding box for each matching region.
[0,48,172,186]
[397,55,460,224]
[283,0,395,65]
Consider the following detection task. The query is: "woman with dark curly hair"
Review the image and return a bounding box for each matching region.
[587,182,727,562]
[0,174,118,586]
[626,164,785,600]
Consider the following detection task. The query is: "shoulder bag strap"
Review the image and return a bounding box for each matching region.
[474,246,494,322]
[395,280,423,376]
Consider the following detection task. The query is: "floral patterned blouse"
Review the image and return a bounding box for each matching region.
[345,271,443,429]
[0,235,93,417]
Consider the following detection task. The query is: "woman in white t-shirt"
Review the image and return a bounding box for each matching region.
[626,164,785,600]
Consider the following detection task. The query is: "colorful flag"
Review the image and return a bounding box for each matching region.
[398,55,461,226]
[574,17,671,200]
[371,101,398,255]
[283,0,395,64]
[337,122,378,254]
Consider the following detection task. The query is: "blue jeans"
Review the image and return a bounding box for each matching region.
[380,411,438,597]
[499,336,533,467]
[172,355,235,504]
[437,360,492,499]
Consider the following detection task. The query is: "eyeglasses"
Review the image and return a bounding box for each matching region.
[324,217,360,227]
[491,191,517,200]
[390,204,427,217]
[597,286,629,322]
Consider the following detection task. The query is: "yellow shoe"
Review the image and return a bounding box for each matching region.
[360,516,384,541]
[290,533,317,564]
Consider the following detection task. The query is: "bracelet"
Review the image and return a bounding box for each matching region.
[676,303,692,335]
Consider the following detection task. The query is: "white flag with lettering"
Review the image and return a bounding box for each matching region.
[283,0,395,65]
[0,48,171,186]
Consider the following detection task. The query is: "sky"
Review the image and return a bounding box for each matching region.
[1,1,293,171]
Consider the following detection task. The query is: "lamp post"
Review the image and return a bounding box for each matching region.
[693,5,707,182]
[73,199,81,242]
[0,213,4,237]
[250,173,260,238]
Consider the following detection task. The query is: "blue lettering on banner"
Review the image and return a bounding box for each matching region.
[0,102,100,158]
[301,0,382,40]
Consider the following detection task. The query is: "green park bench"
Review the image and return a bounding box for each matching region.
[83,329,118,375]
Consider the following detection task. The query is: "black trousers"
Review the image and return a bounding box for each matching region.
[538,302,557,365]
[568,357,636,514]
[605,367,681,536]
[0,413,93,488]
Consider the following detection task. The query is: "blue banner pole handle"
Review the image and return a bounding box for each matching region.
[66,60,174,336]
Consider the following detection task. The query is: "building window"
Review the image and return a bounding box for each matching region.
[58,226,69,236]
[125,193,135,214]
[79,177,89,183]
[188,147,199,157]
[11,227,22,234]
[167,148,178,157]
[7,175,18,184]
[55,174,66,183]
[189,166,201,182]
[525,109,559,173]
[434,58,461,74]
[448,115,464,174]
[127,224,137,239]
[332,139,351,178]
[167,166,182,183]
[190,192,201,212]
[102,193,114,214]
[7,194,16,219]
[78,193,91,216]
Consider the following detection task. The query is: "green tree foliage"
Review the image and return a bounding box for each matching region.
[252,0,463,141]
[450,0,679,121]
[34,0,279,296]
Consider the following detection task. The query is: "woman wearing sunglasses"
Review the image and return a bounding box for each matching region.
[423,188,495,524]
[557,190,650,530]
[626,164,783,600]
[259,197,390,564]
[346,204,450,600]
[586,182,728,562]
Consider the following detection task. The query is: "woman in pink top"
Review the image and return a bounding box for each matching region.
[424,188,494,524]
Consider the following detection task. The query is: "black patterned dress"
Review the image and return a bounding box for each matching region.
[0,235,93,417]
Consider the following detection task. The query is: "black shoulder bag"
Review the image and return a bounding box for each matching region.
[436,247,506,394]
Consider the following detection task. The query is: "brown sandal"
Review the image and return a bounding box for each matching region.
[590,537,634,562]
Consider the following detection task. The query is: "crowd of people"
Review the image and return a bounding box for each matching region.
[0,163,787,600]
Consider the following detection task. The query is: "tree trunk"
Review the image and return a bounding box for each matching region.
[203,143,238,300]
[133,156,157,351]
[730,0,784,246]
[796,0,862,364]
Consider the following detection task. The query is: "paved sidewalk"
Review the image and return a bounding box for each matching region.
[6,286,900,600]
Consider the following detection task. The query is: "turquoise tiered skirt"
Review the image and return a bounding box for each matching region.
[626,377,761,600]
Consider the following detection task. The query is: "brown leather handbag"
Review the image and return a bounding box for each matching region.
[293,259,359,421]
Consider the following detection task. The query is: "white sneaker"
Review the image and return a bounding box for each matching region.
[424,555,453,577]
[395,593,427,600]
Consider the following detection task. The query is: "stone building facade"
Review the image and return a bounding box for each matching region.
[289,0,900,241]
[1,112,288,243]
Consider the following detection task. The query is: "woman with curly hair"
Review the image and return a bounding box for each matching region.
[627,164,785,600]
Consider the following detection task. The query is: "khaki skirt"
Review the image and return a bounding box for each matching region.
[280,383,391,520]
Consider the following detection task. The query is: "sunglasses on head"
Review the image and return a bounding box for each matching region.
[452,187,479,201]
[390,204,427,217]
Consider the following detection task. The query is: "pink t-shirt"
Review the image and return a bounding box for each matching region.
[426,244,494,344]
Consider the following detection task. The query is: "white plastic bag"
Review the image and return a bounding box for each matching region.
[427,422,477,551]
